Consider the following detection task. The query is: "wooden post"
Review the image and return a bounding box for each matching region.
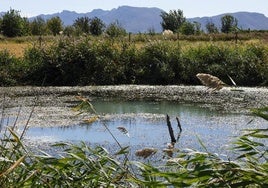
[128,32,131,43]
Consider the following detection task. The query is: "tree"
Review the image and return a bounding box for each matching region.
[179,21,195,35]
[63,25,76,36]
[89,17,105,36]
[206,21,219,33]
[105,21,127,38]
[160,9,186,32]
[30,16,46,35]
[73,16,91,35]
[193,21,202,35]
[47,16,63,36]
[0,17,2,33]
[21,17,31,36]
[1,9,25,37]
[221,14,238,33]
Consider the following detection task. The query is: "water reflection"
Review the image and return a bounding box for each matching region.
[21,100,266,156]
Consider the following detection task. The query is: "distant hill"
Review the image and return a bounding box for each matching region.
[2,6,268,33]
[30,6,164,33]
[189,12,268,31]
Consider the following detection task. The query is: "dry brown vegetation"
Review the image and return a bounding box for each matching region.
[0,42,30,57]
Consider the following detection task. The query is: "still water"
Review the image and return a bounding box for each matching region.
[21,99,266,156]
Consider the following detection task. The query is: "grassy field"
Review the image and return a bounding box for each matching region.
[0,32,268,58]
[0,41,31,57]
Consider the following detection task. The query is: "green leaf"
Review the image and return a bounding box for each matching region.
[251,107,268,121]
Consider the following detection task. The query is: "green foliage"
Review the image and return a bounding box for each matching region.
[46,16,63,36]
[180,22,195,35]
[138,41,181,84]
[160,9,186,32]
[1,9,26,37]
[0,50,20,86]
[89,17,105,36]
[206,21,219,34]
[30,16,47,35]
[251,107,268,121]
[105,21,127,38]
[0,130,132,187]
[73,16,91,35]
[221,14,238,33]
[0,36,268,86]
[63,25,76,36]
[180,43,268,86]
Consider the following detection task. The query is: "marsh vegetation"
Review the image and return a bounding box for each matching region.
[0,93,267,187]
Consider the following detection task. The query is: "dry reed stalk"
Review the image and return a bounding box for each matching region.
[0,155,25,177]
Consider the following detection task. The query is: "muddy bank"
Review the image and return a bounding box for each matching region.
[1,85,267,113]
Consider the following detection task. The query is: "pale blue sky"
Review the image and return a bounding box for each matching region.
[1,0,267,18]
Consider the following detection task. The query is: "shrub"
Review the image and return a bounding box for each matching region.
[138,41,182,84]
[3,37,267,86]
[0,50,20,86]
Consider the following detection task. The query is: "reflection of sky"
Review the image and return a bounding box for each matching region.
[21,100,267,156]
[91,100,216,117]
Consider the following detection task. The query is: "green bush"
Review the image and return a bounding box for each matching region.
[0,37,266,86]
[0,50,21,86]
[137,41,182,84]
[180,43,268,86]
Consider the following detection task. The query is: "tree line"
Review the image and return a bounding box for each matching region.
[0,8,241,38]
[0,9,126,38]
[161,9,238,34]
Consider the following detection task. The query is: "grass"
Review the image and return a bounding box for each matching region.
[0,32,267,58]
[0,43,31,58]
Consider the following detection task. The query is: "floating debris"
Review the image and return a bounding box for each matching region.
[167,157,185,164]
[135,148,157,159]
[117,126,130,137]
[83,116,99,124]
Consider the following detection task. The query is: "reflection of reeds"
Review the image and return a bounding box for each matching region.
[196,73,227,91]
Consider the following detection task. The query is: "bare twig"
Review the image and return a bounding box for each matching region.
[176,117,182,132]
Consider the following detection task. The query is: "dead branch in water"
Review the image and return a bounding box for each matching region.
[164,115,183,157]
[176,117,182,132]
[166,115,176,144]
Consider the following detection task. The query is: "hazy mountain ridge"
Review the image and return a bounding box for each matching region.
[189,12,268,31]
[30,6,163,33]
[2,6,268,33]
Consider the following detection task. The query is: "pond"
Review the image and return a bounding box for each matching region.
[13,99,266,158]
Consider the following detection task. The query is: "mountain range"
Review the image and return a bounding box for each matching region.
[2,6,268,33]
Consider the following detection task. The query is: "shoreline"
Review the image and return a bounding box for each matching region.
[1,85,267,114]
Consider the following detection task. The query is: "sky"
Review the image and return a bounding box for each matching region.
[1,0,268,18]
